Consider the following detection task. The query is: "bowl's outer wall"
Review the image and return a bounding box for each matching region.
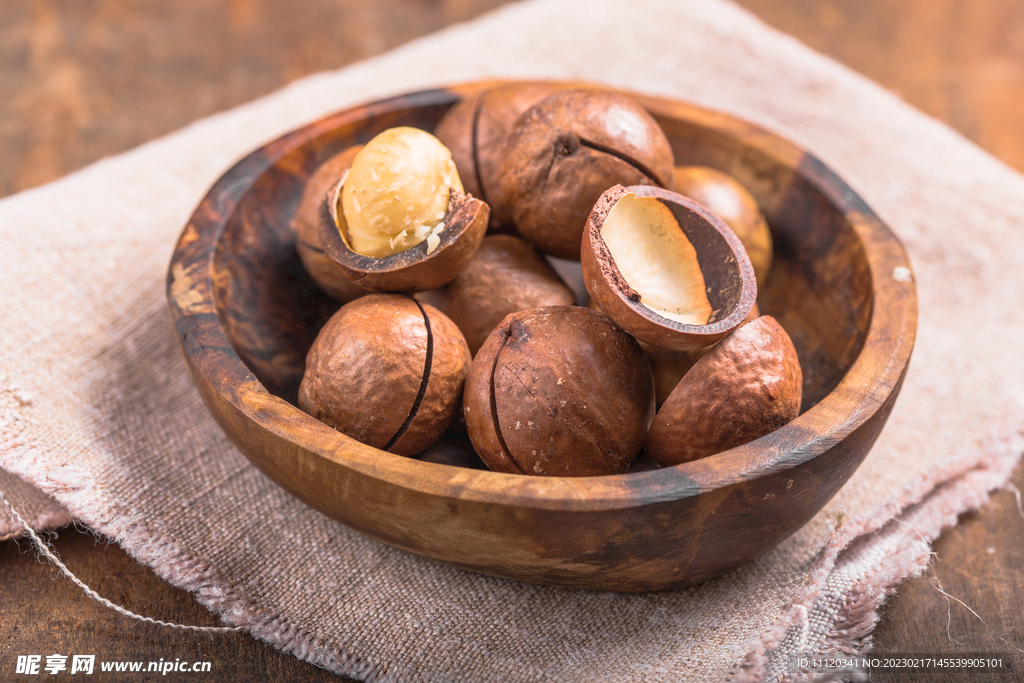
[167,83,917,592]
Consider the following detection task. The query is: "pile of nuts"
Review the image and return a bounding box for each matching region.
[292,84,802,477]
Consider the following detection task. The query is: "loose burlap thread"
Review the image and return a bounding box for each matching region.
[2,0,1023,680]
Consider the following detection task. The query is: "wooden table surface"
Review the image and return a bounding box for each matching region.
[2,1,1022,681]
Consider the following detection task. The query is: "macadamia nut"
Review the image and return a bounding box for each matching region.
[341,127,464,257]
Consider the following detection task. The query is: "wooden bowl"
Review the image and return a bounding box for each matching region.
[167,81,917,592]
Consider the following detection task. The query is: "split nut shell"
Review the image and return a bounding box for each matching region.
[500,89,675,259]
[463,306,656,476]
[646,315,802,466]
[435,82,564,231]
[316,130,490,292]
[298,294,472,456]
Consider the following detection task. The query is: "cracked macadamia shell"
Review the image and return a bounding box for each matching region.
[673,165,773,289]
[499,89,674,259]
[645,315,802,466]
[415,234,575,355]
[319,181,488,293]
[434,82,564,231]
[292,145,370,302]
[581,184,757,351]
[316,127,489,293]
[463,306,655,476]
[298,293,471,456]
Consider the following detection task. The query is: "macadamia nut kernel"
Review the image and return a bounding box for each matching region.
[341,127,464,257]
[599,190,712,325]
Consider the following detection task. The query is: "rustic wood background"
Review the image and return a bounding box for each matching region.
[1,1,1022,681]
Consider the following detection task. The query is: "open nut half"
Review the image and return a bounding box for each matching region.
[318,178,488,293]
[581,184,757,351]
[315,128,489,293]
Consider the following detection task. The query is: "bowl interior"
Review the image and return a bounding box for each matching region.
[211,96,871,419]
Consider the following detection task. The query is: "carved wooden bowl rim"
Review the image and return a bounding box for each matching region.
[168,80,917,515]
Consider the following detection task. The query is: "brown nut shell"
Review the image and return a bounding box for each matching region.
[415,234,575,355]
[500,89,674,259]
[643,343,710,410]
[646,315,802,466]
[292,145,370,301]
[581,184,757,351]
[435,82,564,231]
[298,293,471,456]
[463,306,655,476]
[643,302,760,407]
[673,165,773,289]
[318,182,489,293]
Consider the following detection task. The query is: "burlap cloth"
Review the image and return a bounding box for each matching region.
[2,0,1023,680]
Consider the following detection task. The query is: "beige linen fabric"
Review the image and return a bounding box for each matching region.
[2,0,1023,680]
[0,469,71,540]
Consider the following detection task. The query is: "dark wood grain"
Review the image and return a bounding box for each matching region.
[0,0,516,198]
[2,0,1022,679]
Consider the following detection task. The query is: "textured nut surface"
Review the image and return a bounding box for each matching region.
[463,306,655,476]
[341,127,463,257]
[298,293,471,456]
[415,234,575,354]
[293,145,370,301]
[673,165,773,289]
[642,302,760,407]
[500,89,674,259]
[435,82,563,231]
[646,315,802,466]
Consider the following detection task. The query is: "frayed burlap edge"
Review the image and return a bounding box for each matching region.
[731,410,1024,682]
[0,404,401,682]
[0,378,74,538]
